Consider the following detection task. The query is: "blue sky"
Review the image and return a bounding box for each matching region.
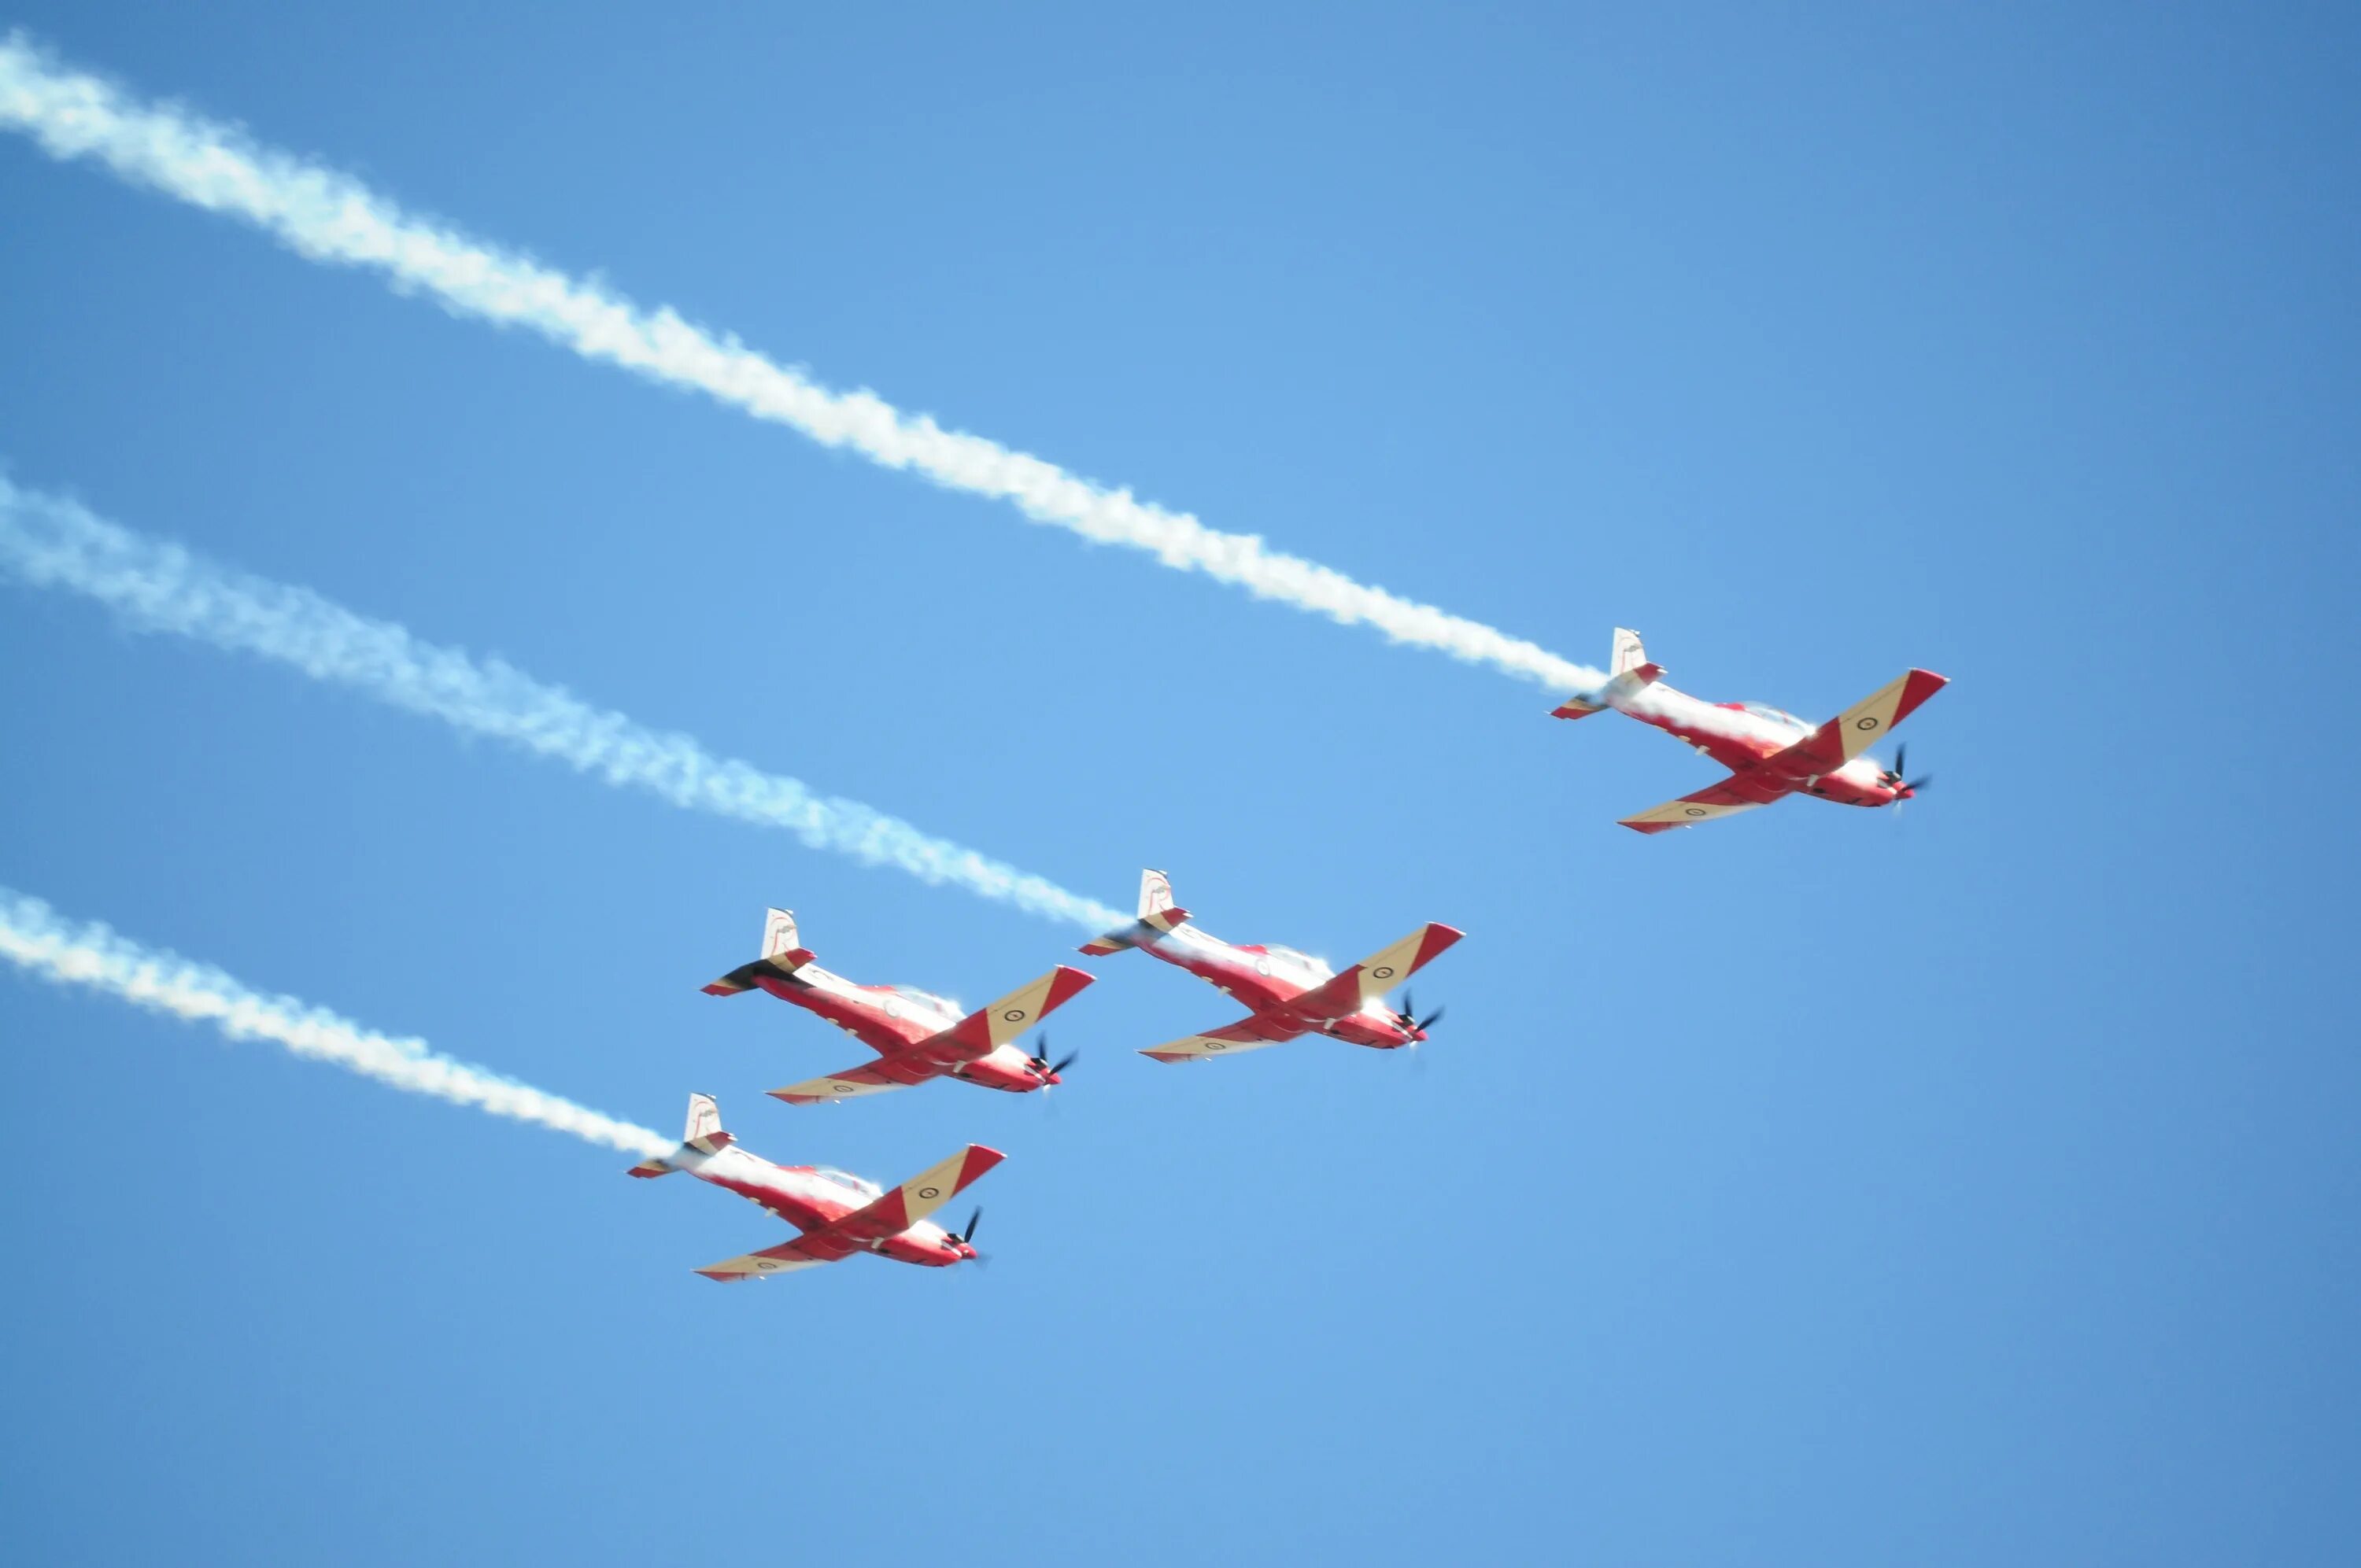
[2,4,2356,1563]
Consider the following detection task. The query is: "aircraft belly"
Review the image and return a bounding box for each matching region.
[1326,1016,1403,1048]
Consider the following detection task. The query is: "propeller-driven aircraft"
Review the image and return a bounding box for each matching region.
[1080,870,1463,1064]
[1551,629,1948,833]
[704,908,1093,1104]
[629,1094,997,1281]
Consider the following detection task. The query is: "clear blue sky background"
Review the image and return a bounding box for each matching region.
[2,6,2355,1563]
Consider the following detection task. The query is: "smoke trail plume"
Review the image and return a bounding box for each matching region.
[0,32,1635,705]
[0,476,1128,931]
[0,884,671,1157]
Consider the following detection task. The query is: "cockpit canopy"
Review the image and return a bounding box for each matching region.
[811,1166,883,1199]
[885,985,963,1020]
[1259,943,1334,980]
[1738,702,1814,735]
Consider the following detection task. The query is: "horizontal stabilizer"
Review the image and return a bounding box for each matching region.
[1552,659,1665,721]
[704,906,816,995]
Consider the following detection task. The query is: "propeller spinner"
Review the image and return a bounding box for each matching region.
[1394,991,1447,1039]
[1879,743,1934,801]
[1028,1035,1079,1083]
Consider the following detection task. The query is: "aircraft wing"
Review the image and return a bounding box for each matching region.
[768,1062,918,1106]
[695,1238,836,1282]
[1280,923,1466,1025]
[911,965,1096,1064]
[1758,669,1949,780]
[770,967,1095,1104]
[1619,776,1786,834]
[818,1145,1006,1246]
[1140,1018,1297,1064]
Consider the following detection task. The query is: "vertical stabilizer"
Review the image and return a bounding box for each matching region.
[1080,869,1192,956]
[1552,629,1665,720]
[1612,628,1647,676]
[704,906,818,995]
[761,907,799,961]
[684,1091,731,1153]
[629,1092,735,1177]
[1140,869,1176,920]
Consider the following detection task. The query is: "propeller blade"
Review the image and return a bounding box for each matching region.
[961,1206,982,1245]
[1416,1005,1447,1031]
[1049,1050,1080,1075]
[1905,774,1934,793]
[1893,743,1907,780]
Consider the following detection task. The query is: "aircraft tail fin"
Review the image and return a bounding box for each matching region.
[703,906,817,996]
[1553,629,1665,720]
[1079,869,1192,956]
[626,1092,735,1177]
[1612,627,1648,675]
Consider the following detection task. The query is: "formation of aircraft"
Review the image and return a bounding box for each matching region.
[702,908,1092,1104]
[1552,629,1948,834]
[629,1093,997,1279]
[641,634,1948,1282]
[1080,870,1463,1064]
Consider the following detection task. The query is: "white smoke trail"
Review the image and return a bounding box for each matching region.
[0,476,1129,931]
[0,31,1675,715]
[0,884,672,1157]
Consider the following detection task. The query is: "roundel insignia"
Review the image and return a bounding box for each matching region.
[917,1185,941,1199]
[1684,807,1708,817]
[1003,1008,1028,1023]
[1372,965,1397,980]
[1209,1042,1228,1050]
[1855,716,1881,732]
[833,1083,853,1094]
[756,1260,778,1271]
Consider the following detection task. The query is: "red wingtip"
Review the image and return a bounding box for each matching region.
[1894,669,1951,727]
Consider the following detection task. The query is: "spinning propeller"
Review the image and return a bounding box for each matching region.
[961,1207,992,1267]
[947,1205,988,1266]
[1879,743,1934,801]
[1394,991,1447,1039]
[1028,1035,1079,1082]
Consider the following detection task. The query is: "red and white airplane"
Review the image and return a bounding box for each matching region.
[629,1094,999,1281]
[704,909,1095,1105]
[1552,629,1948,834]
[1080,870,1464,1064]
